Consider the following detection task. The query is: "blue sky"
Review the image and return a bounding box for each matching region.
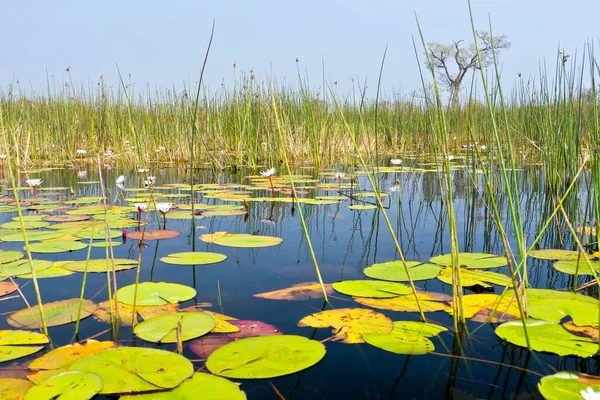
[3,0,599,100]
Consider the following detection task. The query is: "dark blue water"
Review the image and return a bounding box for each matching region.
[0,163,597,399]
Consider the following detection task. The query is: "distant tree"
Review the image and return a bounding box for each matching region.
[426,30,510,105]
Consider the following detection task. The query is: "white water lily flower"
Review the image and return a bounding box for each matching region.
[0,154,6,160]
[446,155,455,161]
[390,159,402,165]
[260,168,276,178]
[26,179,42,187]
[335,173,345,180]
[116,175,126,184]
[76,149,87,155]
[138,168,148,173]
[156,202,172,214]
[581,387,600,400]
[480,145,487,150]
[134,203,148,212]
[77,170,87,178]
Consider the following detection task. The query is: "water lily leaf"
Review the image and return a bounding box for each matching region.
[65,205,111,215]
[363,321,447,355]
[117,282,196,306]
[348,204,378,210]
[0,330,48,362]
[90,240,122,248]
[554,260,600,275]
[27,241,88,254]
[92,301,178,327]
[562,321,599,342]
[298,308,393,343]
[0,251,24,264]
[495,318,597,357]
[332,280,412,298]
[529,249,592,261]
[364,261,442,282]
[0,221,50,230]
[201,209,247,216]
[524,288,599,327]
[134,312,215,343]
[164,211,194,219]
[160,252,227,266]
[538,371,600,400]
[254,282,333,300]
[354,292,452,312]
[200,232,282,248]
[42,214,89,223]
[74,227,122,240]
[126,230,181,241]
[68,347,194,394]
[8,298,97,329]
[24,371,102,400]
[228,320,281,339]
[449,293,521,323]
[430,252,508,269]
[437,266,511,287]
[0,378,33,400]
[206,335,325,379]
[119,372,247,400]
[28,341,118,377]
[17,261,74,279]
[0,259,52,279]
[62,258,138,273]
[0,282,18,296]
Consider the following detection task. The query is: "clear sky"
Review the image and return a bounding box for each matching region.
[3,0,599,100]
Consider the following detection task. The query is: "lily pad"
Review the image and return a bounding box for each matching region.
[530,249,591,261]
[117,282,196,306]
[254,282,333,300]
[119,372,247,400]
[8,298,97,329]
[298,308,393,344]
[449,293,521,323]
[126,230,181,241]
[27,241,88,254]
[0,230,66,242]
[206,335,325,379]
[18,261,74,279]
[0,330,49,363]
[68,347,194,395]
[354,292,452,313]
[160,252,227,266]
[42,214,90,223]
[349,204,378,210]
[0,379,34,400]
[553,260,600,275]
[200,232,282,248]
[363,321,447,355]
[0,282,18,296]
[437,266,511,287]
[495,318,597,357]
[24,371,102,400]
[0,221,50,230]
[0,259,52,279]
[0,251,24,264]
[430,252,508,269]
[62,259,138,273]
[364,261,442,282]
[538,371,600,400]
[133,312,215,343]
[332,280,412,298]
[524,288,599,327]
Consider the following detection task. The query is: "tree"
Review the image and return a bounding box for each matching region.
[426,30,510,105]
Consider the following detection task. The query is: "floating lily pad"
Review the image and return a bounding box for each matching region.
[117,282,196,306]
[119,372,247,400]
[538,371,600,400]
[18,261,74,279]
[62,259,137,273]
[201,209,247,217]
[0,330,48,362]
[437,266,511,287]
[200,232,282,248]
[254,282,334,300]
[160,252,227,266]
[298,308,393,344]
[332,280,412,298]
[206,335,325,379]
[0,230,66,242]
[0,379,34,400]
[553,260,600,275]
[0,221,50,230]
[495,318,597,357]
[449,293,521,323]
[349,204,378,210]
[24,371,102,400]
[126,230,181,241]
[133,312,215,343]
[524,288,599,327]
[529,249,591,261]
[0,251,24,264]
[27,241,88,254]
[430,252,508,269]
[364,261,442,282]
[0,259,53,279]
[0,282,18,296]
[8,298,97,329]
[90,241,122,248]
[354,292,452,313]
[42,214,90,223]
[363,321,447,355]
[68,347,194,395]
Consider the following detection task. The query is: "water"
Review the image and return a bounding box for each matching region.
[0,163,597,399]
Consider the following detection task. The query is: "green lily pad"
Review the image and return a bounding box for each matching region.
[437,266,511,287]
[523,288,599,327]
[42,214,90,223]
[90,241,122,248]
[8,298,97,329]
[68,347,193,395]
[0,330,49,362]
[538,371,600,400]
[117,282,196,306]
[18,261,75,279]
[553,260,600,275]
[133,312,215,343]
[430,252,508,269]
[126,230,181,241]
[0,250,24,264]
[332,280,412,298]
[348,204,378,210]
[62,259,138,273]
[0,221,50,230]
[363,321,447,355]
[27,241,88,253]
[206,335,325,379]
[364,261,442,282]
[119,372,247,400]
[495,318,597,357]
[530,249,591,261]
[0,259,53,279]
[160,252,227,266]
[200,232,282,248]
[0,230,66,242]
[24,371,102,400]
[74,227,122,240]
